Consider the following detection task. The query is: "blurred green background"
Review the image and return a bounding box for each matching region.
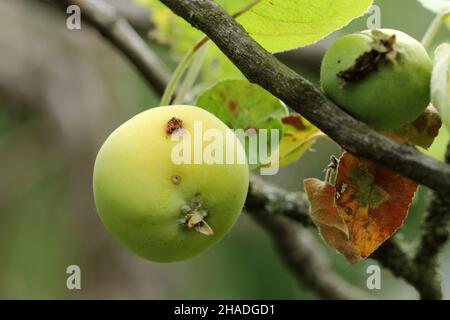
[0,0,449,299]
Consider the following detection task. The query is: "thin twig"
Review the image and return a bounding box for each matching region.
[40,0,171,95]
[160,0,261,105]
[40,0,154,31]
[76,0,171,94]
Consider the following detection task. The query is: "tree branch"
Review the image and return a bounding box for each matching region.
[40,0,171,95]
[33,0,371,300]
[413,143,450,299]
[40,0,154,32]
[247,176,444,299]
[371,237,441,300]
[37,0,448,299]
[246,177,370,300]
[159,0,450,195]
[246,176,313,228]
[74,0,172,94]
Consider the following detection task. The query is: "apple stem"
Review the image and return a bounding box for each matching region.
[160,36,207,106]
[159,0,263,107]
[324,155,339,184]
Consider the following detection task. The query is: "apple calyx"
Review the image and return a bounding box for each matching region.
[180,195,214,236]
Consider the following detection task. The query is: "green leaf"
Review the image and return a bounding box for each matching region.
[431,43,450,132]
[267,114,321,167]
[137,0,373,82]
[237,0,373,52]
[196,79,287,169]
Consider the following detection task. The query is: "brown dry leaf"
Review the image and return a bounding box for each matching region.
[304,178,361,263]
[304,105,441,263]
[386,106,442,149]
[334,152,418,262]
[304,153,417,264]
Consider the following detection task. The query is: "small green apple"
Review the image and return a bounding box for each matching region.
[93,105,249,262]
[320,29,432,130]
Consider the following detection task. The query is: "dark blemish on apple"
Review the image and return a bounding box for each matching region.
[171,175,182,185]
[219,91,226,102]
[228,100,238,115]
[337,33,397,87]
[166,117,184,136]
[282,114,305,130]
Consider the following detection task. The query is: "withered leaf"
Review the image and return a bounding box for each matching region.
[304,152,418,263]
[335,152,418,262]
[387,105,442,149]
[304,178,361,263]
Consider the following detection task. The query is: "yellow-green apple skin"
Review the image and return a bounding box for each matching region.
[93,105,249,263]
[320,29,432,130]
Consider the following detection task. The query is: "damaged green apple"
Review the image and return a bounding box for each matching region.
[93,105,249,263]
[320,29,432,130]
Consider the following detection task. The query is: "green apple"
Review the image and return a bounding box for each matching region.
[320,29,432,130]
[93,105,249,262]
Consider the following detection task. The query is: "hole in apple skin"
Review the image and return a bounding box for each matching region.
[337,30,398,88]
[171,174,182,185]
[166,117,184,136]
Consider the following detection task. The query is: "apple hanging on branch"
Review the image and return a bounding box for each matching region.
[93,105,249,263]
[320,29,433,130]
[305,28,444,263]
